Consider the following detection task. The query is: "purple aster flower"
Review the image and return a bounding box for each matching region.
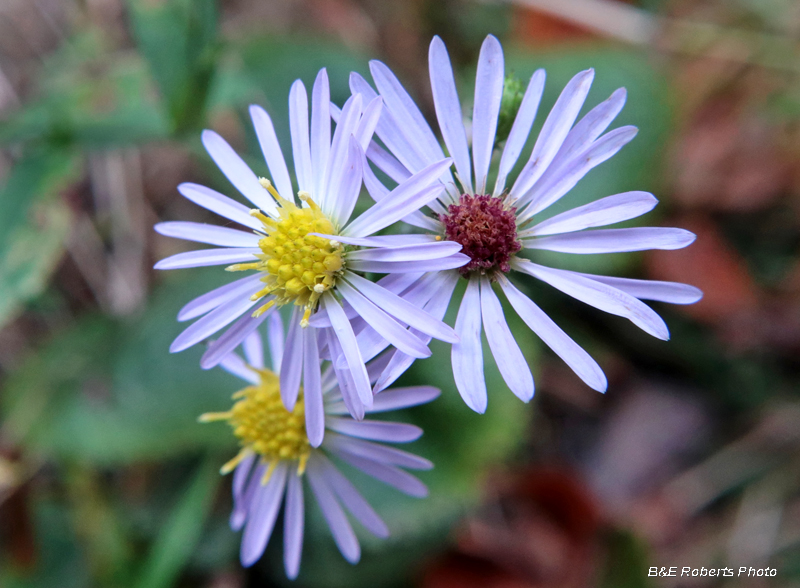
[350,35,702,412]
[200,312,438,577]
[155,69,466,424]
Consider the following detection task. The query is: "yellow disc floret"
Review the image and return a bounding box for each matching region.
[199,367,311,481]
[227,179,344,326]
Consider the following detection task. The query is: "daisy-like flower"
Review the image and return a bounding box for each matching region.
[200,312,438,577]
[350,35,702,412]
[154,69,466,429]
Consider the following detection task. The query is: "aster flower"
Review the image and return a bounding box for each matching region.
[200,313,438,577]
[350,35,702,412]
[154,69,466,428]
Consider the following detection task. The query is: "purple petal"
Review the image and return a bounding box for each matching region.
[346,252,469,274]
[202,130,276,215]
[311,69,331,199]
[289,79,313,193]
[267,311,285,370]
[346,241,462,263]
[304,328,325,447]
[250,104,293,200]
[218,351,260,384]
[472,35,504,194]
[240,462,288,567]
[500,278,606,391]
[326,416,422,443]
[332,451,428,498]
[479,276,534,402]
[452,276,487,413]
[323,94,362,218]
[513,258,670,340]
[523,191,658,237]
[306,460,360,563]
[155,221,260,248]
[316,454,389,538]
[154,247,261,270]
[283,470,305,580]
[494,69,546,196]
[243,330,264,369]
[280,309,305,411]
[170,294,256,353]
[177,274,262,322]
[177,183,263,231]
[571,273,703,304]
[509,69,595,202]
[231,454,257,530]
[428,35,473,195]
[201,309,270,369]
[322,293,373,408]
[324,434,433,470]
[524,227,696,254]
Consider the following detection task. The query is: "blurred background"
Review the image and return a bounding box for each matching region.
[1,0,800,586]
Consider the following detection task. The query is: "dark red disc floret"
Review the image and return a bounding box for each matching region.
[440,194,521,277]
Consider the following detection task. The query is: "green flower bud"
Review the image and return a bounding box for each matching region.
[495,74,524,147]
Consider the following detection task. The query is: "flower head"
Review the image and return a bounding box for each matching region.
[155,69,467,429]
[352,35,702,412]
[202,317,439,577]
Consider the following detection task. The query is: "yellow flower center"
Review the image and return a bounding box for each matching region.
[200,368,311,480]
[227,180,344,326]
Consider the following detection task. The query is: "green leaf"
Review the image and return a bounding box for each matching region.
[599,529,653,588]
[133,457,220,588]
[0,152,80,329]
[127,0,219,134]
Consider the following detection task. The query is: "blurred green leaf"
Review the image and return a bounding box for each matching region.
[0,33,169,147]
[134,457,219,588]
[599,529,653,588]
[0,152,80,329]
[1,270,243,463]
[127,0,219,134]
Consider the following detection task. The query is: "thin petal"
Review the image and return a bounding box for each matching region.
[452,276,487,413]
[323,94,362,218]
[317,454,389,538]
[202,130,276,215]
[325,330,366,421]
[311,69,331,199]
[523,227,696,254]
[280,309,304,411]
[343,272,458,343]
[303,328,324,447]
[201,309,270,369]
[472,35,504,194]
[250,104,293,199]
[306,461,360,564]
[429,35,473,194]
[322,293,373,408]
[325,417,422,443]
[177,182,262,231]
[332,451,427,498]
[311,233,438,248]
[155,221,261,248]
[479,276,534,402]
[518,126,639,220]
[509,69,595,202]
[267,311,285,371]
[523,191,658,237]
[500,278,606,391]
[289,79,313,193]
[343,158,451,238]
[231,454,257,530]
[571,273,703,304]
[170,294,256,353]
[240,462,288,567]
[219,351,260,385]
[337,280,432,359]
[243,330,264,369]
[513,258,669,340]
[154,248,261,270]
[324,434,433,470]
[283,471,305,580]
[345,241,462,263]
[494,69,546,196]
[329,136,364,227]
[346,252,469,274]
[177,274,262,322]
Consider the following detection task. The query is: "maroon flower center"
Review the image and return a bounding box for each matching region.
[440,194,521,277]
